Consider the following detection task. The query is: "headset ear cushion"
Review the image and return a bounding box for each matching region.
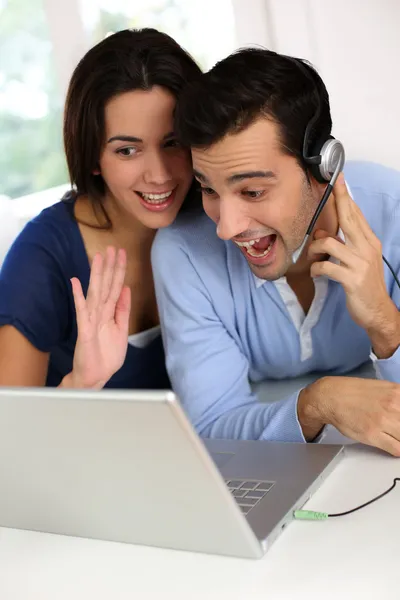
[304,130,334,183]
[307,136,344,184]
[308,161,326,183]
[309,133,334,158]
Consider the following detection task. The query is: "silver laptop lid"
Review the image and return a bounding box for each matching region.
[0,388,261,558]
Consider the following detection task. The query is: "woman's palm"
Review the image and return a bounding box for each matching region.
[71,247,131,388]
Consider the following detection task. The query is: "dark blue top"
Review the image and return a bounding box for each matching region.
[0,195,170,389]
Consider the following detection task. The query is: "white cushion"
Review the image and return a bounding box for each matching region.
[0,195,22,268]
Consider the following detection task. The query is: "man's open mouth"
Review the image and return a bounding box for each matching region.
[234,234,276,258]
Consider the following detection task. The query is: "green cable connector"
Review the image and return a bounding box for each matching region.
[293,510,329,520]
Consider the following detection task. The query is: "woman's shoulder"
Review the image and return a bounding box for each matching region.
[0,191,85,286]
[0,193,80,353]
[25,191,76,236]
[8,192,78,260]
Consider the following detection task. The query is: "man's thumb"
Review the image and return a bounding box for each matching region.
[313,228,344,244]
[313,229,330,240]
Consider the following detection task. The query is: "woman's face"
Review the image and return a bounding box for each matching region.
[98,86,193,229]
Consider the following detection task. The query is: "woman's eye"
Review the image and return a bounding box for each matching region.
[116,147,137,157]
[201,187,216,196]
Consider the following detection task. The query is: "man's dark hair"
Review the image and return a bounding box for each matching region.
[174,48,332,171]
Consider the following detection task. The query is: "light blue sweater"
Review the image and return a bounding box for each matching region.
[152,162,400,442]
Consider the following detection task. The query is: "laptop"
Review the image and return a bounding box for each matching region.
[0,388,343,559]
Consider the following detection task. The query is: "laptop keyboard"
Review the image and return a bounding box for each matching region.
[225,479,275,515]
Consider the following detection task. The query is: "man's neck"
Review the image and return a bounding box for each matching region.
[284,194,339,314]
[287,194,339,278]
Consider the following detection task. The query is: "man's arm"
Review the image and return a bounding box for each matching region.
[152,225,400,456]
[367,254,400,381]
[309,174,400,383]
[368,306,400,383]
[298,375,400,457]
[152,233,307,443]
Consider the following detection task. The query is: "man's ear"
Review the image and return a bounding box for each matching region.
[310,176,326,202]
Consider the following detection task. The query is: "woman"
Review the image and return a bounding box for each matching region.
[0,29,201,389]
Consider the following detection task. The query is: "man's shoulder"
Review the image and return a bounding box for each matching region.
[345,160,400,202]
[151,207,232,293]
[153,207,225,258]
[345,161,400,241]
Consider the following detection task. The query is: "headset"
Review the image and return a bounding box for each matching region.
[290,56,345,263]
[290,57,400,292]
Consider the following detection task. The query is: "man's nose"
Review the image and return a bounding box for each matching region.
[216,198,249,241]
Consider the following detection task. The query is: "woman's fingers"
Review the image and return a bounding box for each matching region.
[103,249,128,322]
[85,247,128,324]
[71,277,89,332]
[100,246,117,303]
[86,252,104,313]
[115,285,131,332]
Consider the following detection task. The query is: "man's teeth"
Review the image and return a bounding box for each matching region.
[234,238,274,258]
[234,238,260,247]
[246,243,273,258]
[140,191,173,204]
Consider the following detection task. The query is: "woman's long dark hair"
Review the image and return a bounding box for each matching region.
[63,28,202,227]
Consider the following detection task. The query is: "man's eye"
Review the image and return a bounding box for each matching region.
[164,139,180,148]
[244,190,264,199]
[201,187,216,196]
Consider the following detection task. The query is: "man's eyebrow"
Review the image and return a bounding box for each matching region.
[227,171,276,184]
[107,131,175,144]
[193,169,209,184]
[193,169,276,185]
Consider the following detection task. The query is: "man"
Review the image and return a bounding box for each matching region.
[151,48,400,456]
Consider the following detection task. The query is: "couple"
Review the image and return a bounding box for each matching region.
[0,29,399,456]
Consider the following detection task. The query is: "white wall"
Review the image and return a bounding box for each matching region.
[261,0,400,170]
[8,0,400,227]
[43,0,88,96]
[41,0,400,171]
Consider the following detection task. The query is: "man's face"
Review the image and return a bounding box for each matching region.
[192,118,321,280]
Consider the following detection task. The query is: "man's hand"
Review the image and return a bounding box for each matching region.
[298,376,400,457]
[308,173,400,358]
